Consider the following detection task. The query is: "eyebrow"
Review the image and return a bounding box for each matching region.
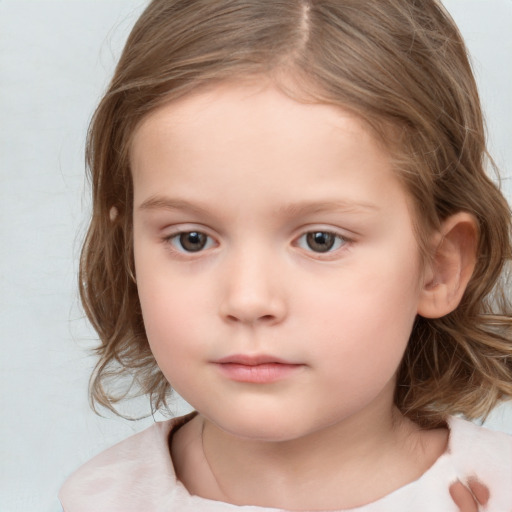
[138,196,379,216]
[138,197,210,216]
[276,200,379,217]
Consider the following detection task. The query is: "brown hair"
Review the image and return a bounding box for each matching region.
[81,0,512,427]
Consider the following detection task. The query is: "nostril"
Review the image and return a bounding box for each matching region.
[219,290,286,325]
[225,313,275,323]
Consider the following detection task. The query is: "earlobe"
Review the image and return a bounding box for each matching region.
[417,212,478,319]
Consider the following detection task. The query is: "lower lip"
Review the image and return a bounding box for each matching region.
[215,363,303,383]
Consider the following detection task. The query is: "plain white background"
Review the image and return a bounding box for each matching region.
[0,1,511,511]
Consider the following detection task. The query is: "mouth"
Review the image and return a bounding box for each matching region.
[213,354,304,383]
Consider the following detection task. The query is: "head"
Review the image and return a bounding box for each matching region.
[82,0,512,427]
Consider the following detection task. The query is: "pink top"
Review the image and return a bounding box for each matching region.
[59,414,512,511]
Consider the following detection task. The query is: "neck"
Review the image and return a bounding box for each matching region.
[172,395,447,510]
[203,401,399,480]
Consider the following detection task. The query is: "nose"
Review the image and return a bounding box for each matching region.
[219,249,287,326]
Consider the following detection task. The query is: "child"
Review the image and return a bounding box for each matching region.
[60,0,512,510]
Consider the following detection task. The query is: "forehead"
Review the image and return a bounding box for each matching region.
[131,82,388,172]
[130,82,411,221]
[133,82,366,145]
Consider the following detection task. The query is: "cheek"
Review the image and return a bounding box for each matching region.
[133,228,232,392]
[303,253,421,372]
[312,296,413,371]
[134,265,215,381]
[138,279,200,343]
[134,236,204,336]
[306,302,413,411]
[138,292,196,390]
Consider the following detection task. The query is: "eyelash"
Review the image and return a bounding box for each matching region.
[165,231,216,253]
[295,231,348,254]
[164,229,350,256]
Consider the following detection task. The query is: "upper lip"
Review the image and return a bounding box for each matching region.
[214,354,298,366]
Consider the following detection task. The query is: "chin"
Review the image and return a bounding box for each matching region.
[204,406,318,443]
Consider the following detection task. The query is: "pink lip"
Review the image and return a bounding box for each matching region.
[213,354,303,383]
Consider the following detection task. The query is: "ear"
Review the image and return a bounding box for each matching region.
[418,212,478,319]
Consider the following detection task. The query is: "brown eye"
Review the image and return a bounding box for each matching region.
[298,231,346,253]
[172,231,211,252]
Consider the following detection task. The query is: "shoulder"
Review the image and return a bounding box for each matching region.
[447,415,512,466]
[355,417,512,512]
[59,413,196,512]
[446,416,512,508]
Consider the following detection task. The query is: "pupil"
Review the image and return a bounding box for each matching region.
[180,232,207,252]
[307,232,335,253]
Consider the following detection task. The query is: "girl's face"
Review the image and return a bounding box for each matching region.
[131,83,427,441]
